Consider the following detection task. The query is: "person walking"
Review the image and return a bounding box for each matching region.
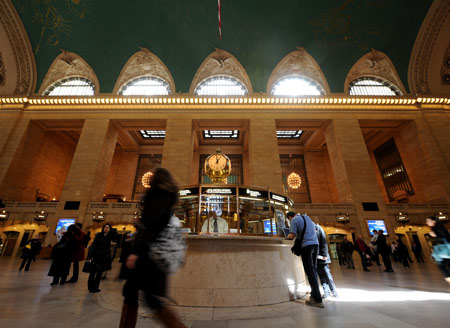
[67,223,86,283]
[355,235,371,272]
[121,168,188,327]
[425,216,450,285]
[48,225,77,285]
[286,211,324,308]
[19,235,42,271]
[376,230,394,272]
[336,242,345,266]
[341,236,355,269]
[412,241,425,263]
[370,230,382,266]
[315,223,338,298]
[87,223,115,293]
[396,238,410,268]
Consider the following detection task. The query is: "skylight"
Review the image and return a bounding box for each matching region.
[119,76,171,96]
[139,130,166,138]
[203,130,239,139]
[194,75,248,96]
[349,78,402,96]
[277,130,303,139]
[272,76,324,96]
[43,77,95,96]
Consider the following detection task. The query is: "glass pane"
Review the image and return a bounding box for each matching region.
[272,76,323,96]
[194,75,248,96]
[119,76,170,96]
[44,78,95,96]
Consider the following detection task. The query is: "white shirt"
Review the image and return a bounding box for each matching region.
[201,217,229,233]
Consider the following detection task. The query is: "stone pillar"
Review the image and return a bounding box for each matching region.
[304,150,331,203]
[49,119,119,242]
[324,119,390,239]
[248,119,283,193]
[105,150,139,201]
[0,117,31,193]
[161,118,194,186]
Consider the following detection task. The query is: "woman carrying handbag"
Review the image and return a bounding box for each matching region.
[426,216,450,285]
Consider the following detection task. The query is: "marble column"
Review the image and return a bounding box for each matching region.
[247,119,283,193]
[161,118,194,186]
[324,119,390,239]
[49,119,119,241]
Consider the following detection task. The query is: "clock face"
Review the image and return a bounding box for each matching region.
[208,154,227,171]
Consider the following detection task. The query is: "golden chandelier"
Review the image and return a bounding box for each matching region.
[287,172,302,189]
[141,171,153,188]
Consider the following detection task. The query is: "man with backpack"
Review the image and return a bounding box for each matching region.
[286,211,324,308]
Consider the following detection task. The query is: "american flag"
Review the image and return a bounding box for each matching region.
[218,0,222,40]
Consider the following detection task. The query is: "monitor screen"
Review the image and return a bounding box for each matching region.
[263,220,276,234]
[55,218,76,234]
[367,220,388,235]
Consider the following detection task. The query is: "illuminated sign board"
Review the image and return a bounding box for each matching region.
[270,192,287,203]
[179,188,199,197]
[55,218,76,234]
[336,215,350,222]
[202,188,236,195]
[366,220,388,236]
[238,188,268,199]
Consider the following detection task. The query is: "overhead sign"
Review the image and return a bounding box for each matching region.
[202,187,236,195]
[239,188,268,199]
[270,192,287,203]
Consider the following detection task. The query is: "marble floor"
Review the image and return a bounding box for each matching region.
[0,256,449,328]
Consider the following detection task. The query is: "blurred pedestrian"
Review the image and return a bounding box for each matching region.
[87,223,115,293]
[426,216,450,285]
[376,230,394,272]
[341,236,355,269]
[396,238,410,268]
[315,223,338,298]
[121,168,188,327]
[370,230,382,266]
[412,241,425,263]
[19,234,42,271]
[48,225,77,285]
[355,235,371,272]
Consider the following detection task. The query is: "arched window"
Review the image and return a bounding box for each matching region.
[43,77,95,96]
[349,77,402,96]
[118,75,171,96]
[271,75,324,96]
[194,75,248,96]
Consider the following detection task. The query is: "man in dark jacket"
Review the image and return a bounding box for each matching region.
[341,236,355,269]
[376,230,394,272]
[67,223,86,283]
[315,224,338,298]
[19,235,42,271]
[355,235,370,272]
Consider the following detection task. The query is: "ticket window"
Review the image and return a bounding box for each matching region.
[199,195,238,234]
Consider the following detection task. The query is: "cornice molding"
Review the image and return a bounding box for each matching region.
[0,0,36,95]
[408,0,450,95]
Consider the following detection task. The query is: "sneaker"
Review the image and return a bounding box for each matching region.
[332,291,339,298]
[305,299,324,308]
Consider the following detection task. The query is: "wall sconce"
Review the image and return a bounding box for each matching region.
[396,212,409,222]
[0,210,9,220]
[92,211,106,223]
[336,213,350,222]
[34,210,47,221]
[437,212,449,221]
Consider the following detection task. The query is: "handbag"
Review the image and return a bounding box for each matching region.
[291,215,307,256]
[148,215,186,275]
[82,259,93,273]
[432,243,450,262]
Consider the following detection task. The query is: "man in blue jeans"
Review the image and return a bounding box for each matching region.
[286,211,324,308]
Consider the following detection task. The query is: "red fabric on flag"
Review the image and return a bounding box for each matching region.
[218,0,222,40]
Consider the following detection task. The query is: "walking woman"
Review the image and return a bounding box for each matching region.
[121,167,187,328]
[88,223,115,293]
[48,225,77,285]
[426,216,450,285]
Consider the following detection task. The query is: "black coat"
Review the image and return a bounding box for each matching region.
[315,224,331,264]
[376,233,389,254]
[48,234,76,278]
[341,240,354,254]
[89,232,115,272]
[21,239,42,259]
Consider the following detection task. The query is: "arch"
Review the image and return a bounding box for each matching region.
[349,77,402,96]
[267,47,330,95]
[43,76,95,96]
[118,75,171,96]
[0,0,36,95]
[408,0,450,95]
[194,75,248,96]
[190,49,252,94]
[345,49,406,95]
[38,50,100,95]
[113,48,175,94]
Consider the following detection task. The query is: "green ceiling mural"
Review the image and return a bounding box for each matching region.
[12,0,432,94]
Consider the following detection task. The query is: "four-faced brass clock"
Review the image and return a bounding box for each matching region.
[204,150,231,183]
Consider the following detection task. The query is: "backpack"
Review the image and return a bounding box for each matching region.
[148,215,186,275]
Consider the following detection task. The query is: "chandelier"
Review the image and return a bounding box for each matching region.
[287,172,302,189]
[141,171,153,188]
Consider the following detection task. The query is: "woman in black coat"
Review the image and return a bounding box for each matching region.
[48,225,77,285]
[120,167,187,328]
[87,223,115,293]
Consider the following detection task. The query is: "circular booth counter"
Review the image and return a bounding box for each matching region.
[168,235,306,308]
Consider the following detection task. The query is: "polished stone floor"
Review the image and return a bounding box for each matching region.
[0,256,449,328]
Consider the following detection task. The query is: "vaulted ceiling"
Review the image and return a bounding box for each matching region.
[12,0,432,94]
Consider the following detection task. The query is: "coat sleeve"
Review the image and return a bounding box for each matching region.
[317,226,328,257]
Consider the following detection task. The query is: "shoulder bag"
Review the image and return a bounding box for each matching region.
[291,215,307,256]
